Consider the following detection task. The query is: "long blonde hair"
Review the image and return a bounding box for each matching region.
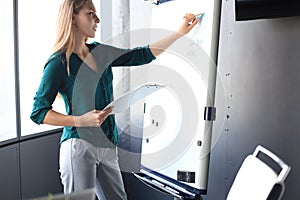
[53,0,90,75]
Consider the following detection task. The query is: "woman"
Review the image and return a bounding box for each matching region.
[30,0,199,199]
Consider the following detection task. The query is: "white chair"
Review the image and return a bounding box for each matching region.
[226,145,291,200]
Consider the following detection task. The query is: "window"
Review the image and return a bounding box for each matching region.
[18,0,64,136]
[0,0,17,141]
[18,0,100,136]
[0,0,101,143]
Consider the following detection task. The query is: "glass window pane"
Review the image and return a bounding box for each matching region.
[0,0,17,141]
[18,0,63,136]
[18,0,101,136]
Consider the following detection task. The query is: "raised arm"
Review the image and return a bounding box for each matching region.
[149,13,200,57]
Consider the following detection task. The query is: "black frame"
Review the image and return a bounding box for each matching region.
[235,0,300,21]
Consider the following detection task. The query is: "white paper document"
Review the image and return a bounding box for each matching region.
[105,83,165,114]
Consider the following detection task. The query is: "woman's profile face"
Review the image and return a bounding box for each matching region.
[73,1,100,38]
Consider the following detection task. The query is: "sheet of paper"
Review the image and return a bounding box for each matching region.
[105,83,165,114]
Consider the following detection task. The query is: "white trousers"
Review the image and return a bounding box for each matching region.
[59,138,128,200]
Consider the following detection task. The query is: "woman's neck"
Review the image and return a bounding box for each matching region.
[73,34,89,59]
[74,43,89,59]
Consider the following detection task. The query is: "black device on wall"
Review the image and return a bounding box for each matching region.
[235,0,300,21]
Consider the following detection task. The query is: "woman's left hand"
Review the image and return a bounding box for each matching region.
[177,13,200,35]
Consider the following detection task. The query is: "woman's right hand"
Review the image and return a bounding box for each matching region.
[75,107,113,127]
[177,13,200,35]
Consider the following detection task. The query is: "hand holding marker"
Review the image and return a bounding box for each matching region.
[188,13,204,25]
[196,13,205,20]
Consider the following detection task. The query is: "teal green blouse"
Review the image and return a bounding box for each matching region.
[30,42,155,147]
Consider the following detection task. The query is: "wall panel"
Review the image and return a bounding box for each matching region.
[206,0,300,199]
[0,144,21,200]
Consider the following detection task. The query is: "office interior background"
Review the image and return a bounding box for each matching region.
[0,0,300,199]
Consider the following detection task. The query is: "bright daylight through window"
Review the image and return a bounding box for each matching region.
[18,0,100,136]
[0,0,17,142]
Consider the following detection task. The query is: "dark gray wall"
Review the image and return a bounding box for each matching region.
[0,132,63,200]
[204,0,300,199]
[20,133,62,199]
[0,144,21,200]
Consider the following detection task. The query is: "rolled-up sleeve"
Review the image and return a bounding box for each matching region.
[30,56,65,124]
